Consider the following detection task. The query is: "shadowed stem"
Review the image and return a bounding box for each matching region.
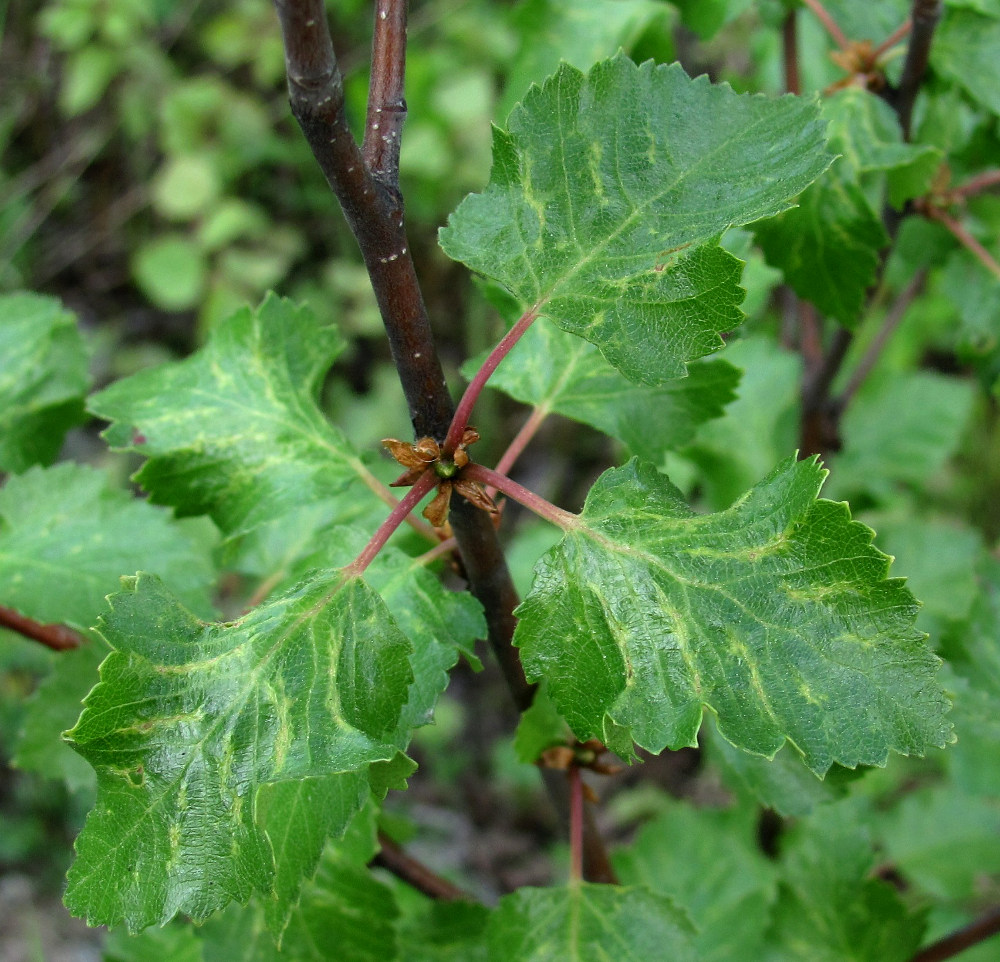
[0,605,82,651]
[908,908,1000,962]
[837,270,926,408]
[372,831,476,901]
[888,0,942,139]
[568,766,584,883]
[782,9,800,96]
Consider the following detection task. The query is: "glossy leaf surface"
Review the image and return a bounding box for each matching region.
[64,572,411,930]
[441,54,831,383]
[515,457,951,773]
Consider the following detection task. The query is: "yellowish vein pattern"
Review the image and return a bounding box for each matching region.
[514,457,952,773]
[88,294,380,543]
[64,571,411,931]
[440,54,832,384]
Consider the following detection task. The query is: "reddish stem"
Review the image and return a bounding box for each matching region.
[873,19,912,59]
[953,170,1000,199]
[343,470,438,577]
[363,0,407,184]
[442,308,540,456]
[463,463,577,530]
[801,0,850,50]
[0,605,82,651]
[927,206,1000,280]
[568,765,584,884]
[782,10,801,95]
[491,406,550,491]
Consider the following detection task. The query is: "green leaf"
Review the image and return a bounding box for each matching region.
[0,463,215,627]
[613,798,775,962]
[255,773,369,939]
[131,235,208,312]
[463,315,741,459]
[63,571,412,931]
[754,167,889,326]
[88,295,382,545]
[397,900,491,962]
[367,550,486,740]
[679,335,802,511]
[104,923,204,962]
[821,87,942,208]
[487,884,697,962]
[764,800,926,962]
[13,642,106,794]
[514,682,572,764]
[705,718,860,818]
[880,785,1000,901]
[440,55,832,384]
[514,457,951,773]
[827,370,975,501]
[933,10,1000,116]
[199,806,397,962]
[0,292,90,473]
[940,558,1000,794]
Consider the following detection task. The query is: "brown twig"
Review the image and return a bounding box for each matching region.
[372,831,476,901]
[273,0,617,884]
[872,18,912,60]
[885,0,942,140]
[952,170,1000,199]
[801,0,850,50]
[800,326,853,459]
[0,604,82,651]
[926,205,1000,280]
[908,908,1000,962]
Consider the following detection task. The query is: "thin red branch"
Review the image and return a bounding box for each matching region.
[443,308,540,456]
[953,170,1000,199]
[801,0,850,50]
[0,605,82,651]
[873,18,912,60]
[343,470,438,577]
[909,908,1000,962]
[927,206,1000,280]
[372,831,476,901]
[782,10,801,95]
[491,405,549,490]
[463,463,578,530]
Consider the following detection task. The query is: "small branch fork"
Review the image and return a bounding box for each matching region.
[785,0,943,459]
[273,0,618,885]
